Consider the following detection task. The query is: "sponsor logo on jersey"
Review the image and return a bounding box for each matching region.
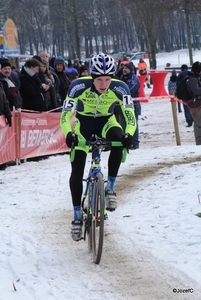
[69,83,85,97]
[113,86,128,95]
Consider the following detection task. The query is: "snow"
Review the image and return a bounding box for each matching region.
[1,49,201,299]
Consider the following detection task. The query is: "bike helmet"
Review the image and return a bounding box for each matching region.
[90,53,116,76]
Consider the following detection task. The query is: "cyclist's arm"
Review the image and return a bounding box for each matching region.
[60,97,77,135]
[111,80,136,135]
[113,80,136,135]
[120,95,136,136]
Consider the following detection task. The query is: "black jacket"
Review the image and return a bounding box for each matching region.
[19,66,47,112]
[0,73,22,111]
[0,83,12,120]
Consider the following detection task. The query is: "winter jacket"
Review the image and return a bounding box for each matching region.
[43,74,57,110]
[185,71,201,109]
[54,70,70,104]
[168,75,178,94]
[120,71,141,115]
[0,73,22,111]
[19,66,47,112]
[0,83,12,122]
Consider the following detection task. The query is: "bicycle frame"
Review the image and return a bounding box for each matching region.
[82,137,104,236]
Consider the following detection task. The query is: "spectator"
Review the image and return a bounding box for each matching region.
[0,58,21,90]
[185,61,201,144]
[120,54,129,66]
[19,58,48,111]
[168,69,182,113]
[41,59,57,110]
[38,50,49,62]
[54,56,71,105]
[0,60,22,111]
[64,60,78,82]
[115,59,124,78]
[32,55,47,83]
[73,58,81,73]
[177,64,193,127]
[39,51,61,108]
[78,65,89,77]
[0,80,12,126]
[138,58,151,88]
[120,63,141,149]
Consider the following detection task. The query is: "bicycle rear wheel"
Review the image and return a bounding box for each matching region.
[91,172,104,264]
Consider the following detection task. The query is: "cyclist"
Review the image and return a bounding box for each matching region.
[60,53,136,241]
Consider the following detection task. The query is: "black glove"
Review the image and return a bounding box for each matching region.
[121,133,133,149]
[66,132,78,148]
[6,116,12,127]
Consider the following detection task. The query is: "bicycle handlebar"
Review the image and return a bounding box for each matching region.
[70,137,127,163]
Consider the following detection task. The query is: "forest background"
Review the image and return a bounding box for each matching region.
[0,0,201,68]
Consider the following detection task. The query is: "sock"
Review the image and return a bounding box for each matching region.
[73,205,82,220]
[106,176,116,191]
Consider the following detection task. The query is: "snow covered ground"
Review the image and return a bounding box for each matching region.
[1,49,201,299]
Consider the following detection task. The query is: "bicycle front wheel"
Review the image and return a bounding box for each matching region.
[91,172,105,264]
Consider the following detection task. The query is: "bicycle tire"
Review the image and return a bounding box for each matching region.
[91,172,105,264]
[87,181,92,252]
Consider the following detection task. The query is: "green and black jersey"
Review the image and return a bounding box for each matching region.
[60,76,136,136]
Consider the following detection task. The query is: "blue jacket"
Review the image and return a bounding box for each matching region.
[120,72,140,98]
[120,71,141,115]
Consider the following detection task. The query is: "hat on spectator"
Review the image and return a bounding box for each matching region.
[54,56,65,67]
[123,63,134,72]
[49,56,56,69]
[181,64,188,71]
[1,60,11,69]
[79,65,88,76]
[32,55,42,63]
[171,69,177,76]
[192,61,201,74]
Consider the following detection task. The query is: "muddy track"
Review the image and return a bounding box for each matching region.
[116,154,201,196]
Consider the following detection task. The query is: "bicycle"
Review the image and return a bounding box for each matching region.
[70,134,127,264]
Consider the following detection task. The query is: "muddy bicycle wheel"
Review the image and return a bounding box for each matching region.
[87,182,92,252]
[91,172,104,264]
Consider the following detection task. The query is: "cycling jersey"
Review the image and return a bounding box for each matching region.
[60,76,136,137]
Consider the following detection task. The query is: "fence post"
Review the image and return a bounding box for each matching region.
[15,110,21,165]
[170,96,181,146]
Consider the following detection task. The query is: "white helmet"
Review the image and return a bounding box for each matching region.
[90,53,116,76]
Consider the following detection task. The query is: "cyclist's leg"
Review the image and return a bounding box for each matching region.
[101,115,123,211]
[70,150,87,218]
[70,116,90,241]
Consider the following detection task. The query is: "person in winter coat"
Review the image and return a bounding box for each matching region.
[73,59,81,73]
[177,64,193,127]
[138,58,151,88]
[19,58,49,112]
[0,81,12,126]
[120,62,141,149]
[64,60,78,82]
[78,65,89,77]
[41,59,57,111]
[54,56,71,105]
[185,61,201,144]
[168,69,182,113]
[0,60,22,111]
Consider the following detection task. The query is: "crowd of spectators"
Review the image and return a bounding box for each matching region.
[0,52,91,117]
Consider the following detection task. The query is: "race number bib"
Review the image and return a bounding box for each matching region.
[122,95,133,108]
[63,98,76,112]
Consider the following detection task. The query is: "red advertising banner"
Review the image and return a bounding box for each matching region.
[19,112,68,159]
[0,112,17,164]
